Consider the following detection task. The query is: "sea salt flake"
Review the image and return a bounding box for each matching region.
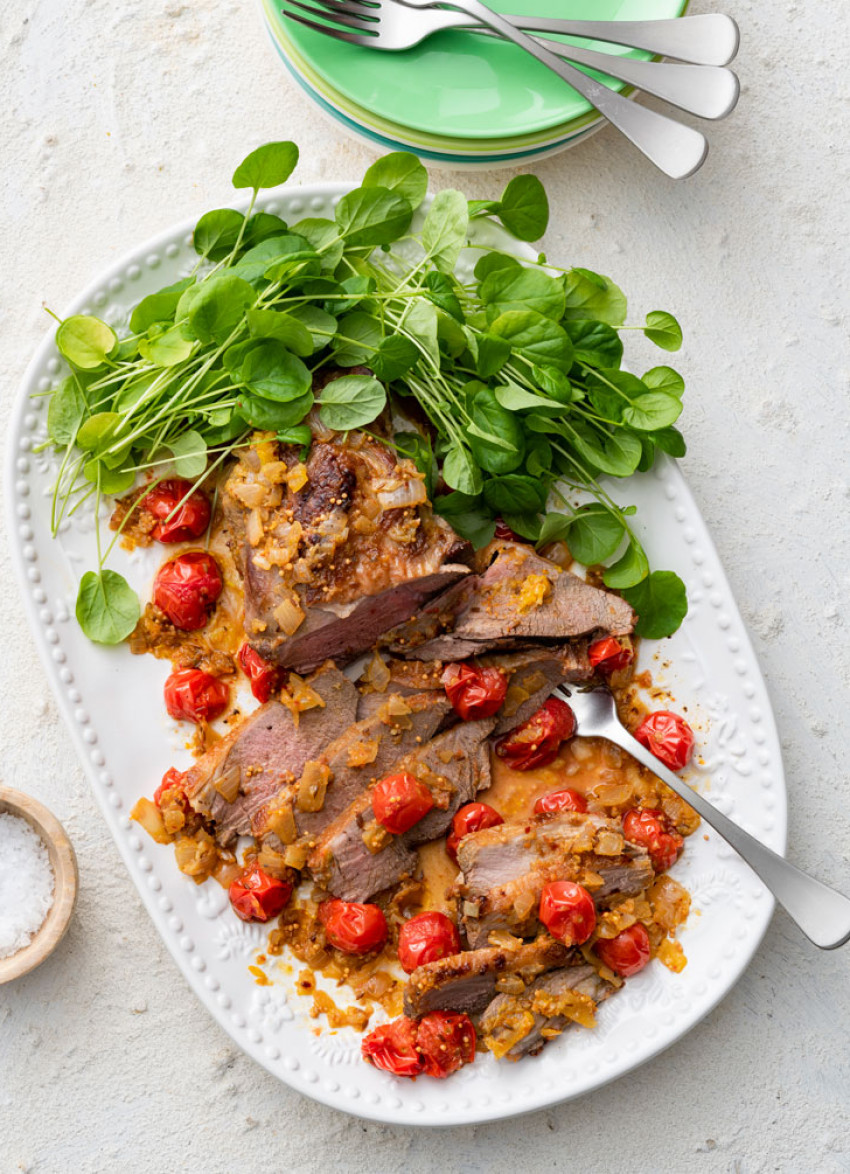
[0,813,56,958]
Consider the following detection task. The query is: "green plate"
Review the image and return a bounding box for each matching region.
[271,0,688,140]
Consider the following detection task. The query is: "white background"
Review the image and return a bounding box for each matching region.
[1,0,849,1170]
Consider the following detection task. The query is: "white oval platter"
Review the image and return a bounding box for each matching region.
[6,181,786,1126]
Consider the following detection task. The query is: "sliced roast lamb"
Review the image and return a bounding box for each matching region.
[223,423,471,673]
[185,663,357,846]
[307,716,495,901]
[403,936,572,1019]
[479,963,616,1060]
[389,542,634,661]
[457,812,654,948]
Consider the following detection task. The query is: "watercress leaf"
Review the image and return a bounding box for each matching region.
[289,304,338,347]
[402,298,440,368]
[223,338,264,373]
[468,387,525,474]
[138,325,195,367]
[584,368,647,420]
[643,365,685,395]
[442,442,482,496]
[637,435,656,473]
[47,376,89,445]
[113,372,160,414]
[569,422,643,477]
[335,185,413,248]
[536,511,572,548]
[563,268,627,327]
[56,315,117,369]
[564,507,625,564]
[435,308,467,357]
[621,392,683,432]
[247,307,314,357]
[193,208,245,260]
[526,435,552,477]
[602,537,649,589]
[644,310,683,352]
[621,570,688,638]
[168,430,208,478]
[331,312,382,366]
[76,569,140,645]
[529,364,577,402]
[129,278,194,333]
[276,424,313,449]
[324,275,376,316]
[433,491,494,548]
[319,374,386,431]
[481,265,566,322]
[564,319,624,369]
[501,512,541,541]
[653,425,687,458]
[232,141,299,190]
[497,174,549,241]
[82,459,135,494]
[395,431,437,498]
[482,473,547,515]
[187,272,255,343]
[490,310,573,371]
[473,252,520,285]
[363,152,428,209]
[237,390,313,431]
[242,211,288,248]
[423,271,464,322]
[76,411,126,455]
[421,189,469,273]
[373,335,420,381]
[231,236,306,284]
[471,332,511,378]
[291,218,344,270]
[494,382,562,414]
[205,414,250,446]
[467,199,501,219]
[240,340,312,402]
[262,234,322,281]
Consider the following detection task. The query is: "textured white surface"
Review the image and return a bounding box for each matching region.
[1,0,848,1168]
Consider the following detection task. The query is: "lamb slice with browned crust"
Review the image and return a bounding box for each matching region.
[307,717,495,902]
[224,424,471,674]
[457,813,654,948]
[355,658,445,721]
[185,663,357,846]
[479,963,616,1060]
[403,936,572,1019]
[481,646,594,735]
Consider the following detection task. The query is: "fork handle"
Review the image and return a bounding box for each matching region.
[602,723,850,950]
[441,0,708,178]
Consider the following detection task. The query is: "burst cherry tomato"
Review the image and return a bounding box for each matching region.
[622,808,684,873]
[495,697,576,771]
[397,911,461,974]
[164,668,229,724]
[534,788,588,816]
[494,519,520,542]
[319,898,388,955]
[238,644,283,703]
[595,923,651,977]
[372,772,434,835]
[145,479,211,543]
[446,802,504,863]
[153,551,223,630]
[229,866,292,923]
[588,636,634,675]
[441,662,507,722]
[416,1011,476,1078]
[153,766,188,809]
[634,710,695,771]
[538,880,597,945]
[361,1016,423,1077]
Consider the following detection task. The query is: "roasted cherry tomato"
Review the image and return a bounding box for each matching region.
[153,551,223,631]
[538,880,597,945]
[145,479,211,543]
[441,662,507,722]
[493,518,521,542]
[228,866,293,923]
[534,788,588,816]
[446,802,504,864]
[634,710,695,771]
[595,923,651,977]
[588,636,634,675]
[495,697,576,771]
[416,1011,476,1078]
[398,911,461,974]
[319,898,388,955]
[238,643,283,703]
[164,668,229,724]
[622,808,684,873]
[372,772,434,835]
[361,1016,423,1077]
[153,766,187,808]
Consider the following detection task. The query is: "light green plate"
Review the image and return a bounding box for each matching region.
[268,0,687,140]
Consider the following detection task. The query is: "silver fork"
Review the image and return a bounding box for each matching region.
[555,686,850,950]
[283,0,710,177]
[287,0,739,120]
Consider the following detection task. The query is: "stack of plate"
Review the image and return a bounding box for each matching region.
[260,0,688,169]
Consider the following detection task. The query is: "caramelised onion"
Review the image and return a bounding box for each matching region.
[130,797,170,845]
[374,475,427,511]
[362,650,391,693]
[273,596,305,635]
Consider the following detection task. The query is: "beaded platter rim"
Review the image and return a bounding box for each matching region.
[7,181,787,1126]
